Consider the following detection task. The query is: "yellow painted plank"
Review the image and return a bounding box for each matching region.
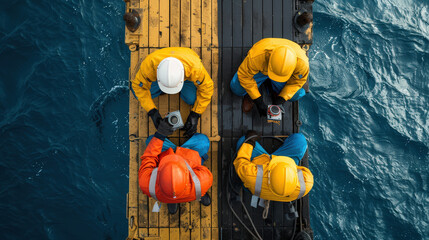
[138,48,150,228]
[179,202,191,239]
[191,0,202,48]
[148,197,159,229]
[128,208,139,239]
[139,0,149,47]
[139,227,148,238]
[129,48,141,239]
[129,49,140,210]
[201,227,211,240]
[200,48,212,229]
[158,94,170,228]
[159,0,169,47]
[211,0,218,47]
[149,227,159,237]
[170,228,180,239]
[130,0,139,8]
[211,48,219,137]
[190,200,201,240]
[160,228,170,239]
[191,47,202,134]
[210,142,218,228]
[180,0,191,47]
[158,94,169,117]
[201,0,211,47]
[210,47,219,229]
[211,228,219,240]
[169,0,181,47]
[146,48,159,232]
[148,0,160,47]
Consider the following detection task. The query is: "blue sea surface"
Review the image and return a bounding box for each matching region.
[0,0,428,239]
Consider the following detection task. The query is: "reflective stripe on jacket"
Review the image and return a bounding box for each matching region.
[233,143,313,202]
[131,47,213,114]
[237,38,309,101]
[138,135,213,203]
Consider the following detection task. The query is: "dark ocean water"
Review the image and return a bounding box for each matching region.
[0,0,428,239]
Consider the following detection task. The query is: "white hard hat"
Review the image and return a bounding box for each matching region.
[157,57,185,94]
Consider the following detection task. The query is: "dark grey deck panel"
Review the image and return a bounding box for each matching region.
[218,0,314,239]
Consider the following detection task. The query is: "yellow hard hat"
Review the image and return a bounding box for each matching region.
[268,156,298,197]
[268,46,297,82]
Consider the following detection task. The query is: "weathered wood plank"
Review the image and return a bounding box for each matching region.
[158,88,170,229]
[170,0,181,47]
[180,202,191,239]
[139,0,149,47]
[190,200,201,240]
[211,0,218,47]
[139,227,148,238]
[210,47,219,230]
[148,0,160,47]
[149,227,159,237]
[181,0,191,47]
[191,0,202,48]
[200,48,212,230]
[201,227,211,240]
[159,0,169,47]
[201,0,211,48]
[137,49,150,229]
[170,227,180,239]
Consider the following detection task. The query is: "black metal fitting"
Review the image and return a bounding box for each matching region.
[123,10,141,32]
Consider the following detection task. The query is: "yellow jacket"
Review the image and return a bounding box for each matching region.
[131,47,213,114]
[237,38,309,101]
[234,143,313,202]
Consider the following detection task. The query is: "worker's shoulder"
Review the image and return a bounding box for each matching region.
[297,166,313,181]
[146,47,197,56]
[248,38,306,58]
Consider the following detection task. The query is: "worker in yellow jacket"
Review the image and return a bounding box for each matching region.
[230,38,309,116]
[131,47,214,137]
[234,131,313,205]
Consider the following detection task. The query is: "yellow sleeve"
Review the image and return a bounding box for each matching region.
[237,55,261,100]
[233,143,258,183]
[278,59,309,101]
[130,58,157,112]
[191,66,213,114]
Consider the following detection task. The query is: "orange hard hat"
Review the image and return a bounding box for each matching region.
[267,156,298,197]
[268,45,297,82]
[158,154,189,199]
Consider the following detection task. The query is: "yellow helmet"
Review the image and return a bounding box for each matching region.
[268,46,297,82]
[268,156,298,197]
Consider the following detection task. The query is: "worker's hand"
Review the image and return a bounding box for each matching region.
[156,118,174,137]
[148,108,162,129]
[273,96,286,105]
[253,97,267,117]
[183,111,201,138]
[245,130,260,147]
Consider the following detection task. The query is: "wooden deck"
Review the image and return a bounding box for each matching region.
[124,0,219,239]
[125,0,313,239]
